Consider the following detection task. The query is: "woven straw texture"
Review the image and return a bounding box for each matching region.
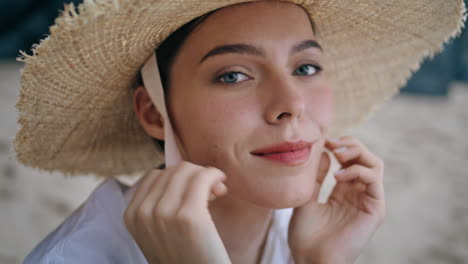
[14,0,466,177]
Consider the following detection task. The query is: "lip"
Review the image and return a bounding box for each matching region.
[251,140,313,166]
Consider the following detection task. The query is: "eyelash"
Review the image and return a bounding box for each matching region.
[215,64,323,85]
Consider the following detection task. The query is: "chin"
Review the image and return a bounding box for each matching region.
[213,151,323,209]
[247,178,318,209]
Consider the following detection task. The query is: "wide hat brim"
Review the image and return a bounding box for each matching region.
[15,0,466,177]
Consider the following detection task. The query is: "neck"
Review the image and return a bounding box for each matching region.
[209,194,274,264]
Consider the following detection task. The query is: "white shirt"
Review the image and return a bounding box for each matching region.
[24,177,295,263]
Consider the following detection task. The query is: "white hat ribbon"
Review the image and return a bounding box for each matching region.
[141,53,184,167]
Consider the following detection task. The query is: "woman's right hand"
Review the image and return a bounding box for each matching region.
[124,161,231,264]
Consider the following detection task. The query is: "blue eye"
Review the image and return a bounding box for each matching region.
[217,72,249,84]
[293,64,322,76]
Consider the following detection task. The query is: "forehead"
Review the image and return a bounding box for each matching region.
[180,1,317,57]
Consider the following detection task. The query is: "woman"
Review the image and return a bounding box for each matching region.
[16,0,465,263]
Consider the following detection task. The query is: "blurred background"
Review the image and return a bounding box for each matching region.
[0,0,467,263]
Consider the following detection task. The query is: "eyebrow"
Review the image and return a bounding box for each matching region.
[199,39,322,64]
[291,40,323,54]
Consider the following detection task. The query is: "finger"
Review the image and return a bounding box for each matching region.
[326,135,363,147]
[326,136,382,169]
[156,165,199,216]
[157,163,225,213]
[125,169,163,233]
[317,151,331,185]
[136,165,200,247]
[135,169,180,261]
[210,181,228,200]
[143,162,202,219]
[332,145,365,166]
[328,181,349,203]
[334,164,383,200]
[180,167,227,215]
[135,171,173,237]
[151,163,206,260]
[125,170,173,261]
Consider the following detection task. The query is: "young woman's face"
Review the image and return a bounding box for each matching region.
[167,1,333,208]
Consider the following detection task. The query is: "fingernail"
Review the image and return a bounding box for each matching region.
[335,169,345,175]
[334,146,347,153]
[328,137,340,143]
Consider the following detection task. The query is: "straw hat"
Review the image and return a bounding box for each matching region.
[14,0,466,177]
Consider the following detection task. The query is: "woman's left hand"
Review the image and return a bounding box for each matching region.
[288,136,385,264]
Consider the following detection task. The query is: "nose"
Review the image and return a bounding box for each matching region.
[263,75,305,125]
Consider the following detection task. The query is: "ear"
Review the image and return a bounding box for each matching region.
[133,85,164,141]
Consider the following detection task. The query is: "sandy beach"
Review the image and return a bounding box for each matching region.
[1,61,467,263]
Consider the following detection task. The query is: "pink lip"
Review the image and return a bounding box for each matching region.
[251,140,313,166]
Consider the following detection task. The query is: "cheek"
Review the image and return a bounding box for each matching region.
[210,96,252,121]
[201,95,256,137]
[173,93,257,164]
[306,83,334,129]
